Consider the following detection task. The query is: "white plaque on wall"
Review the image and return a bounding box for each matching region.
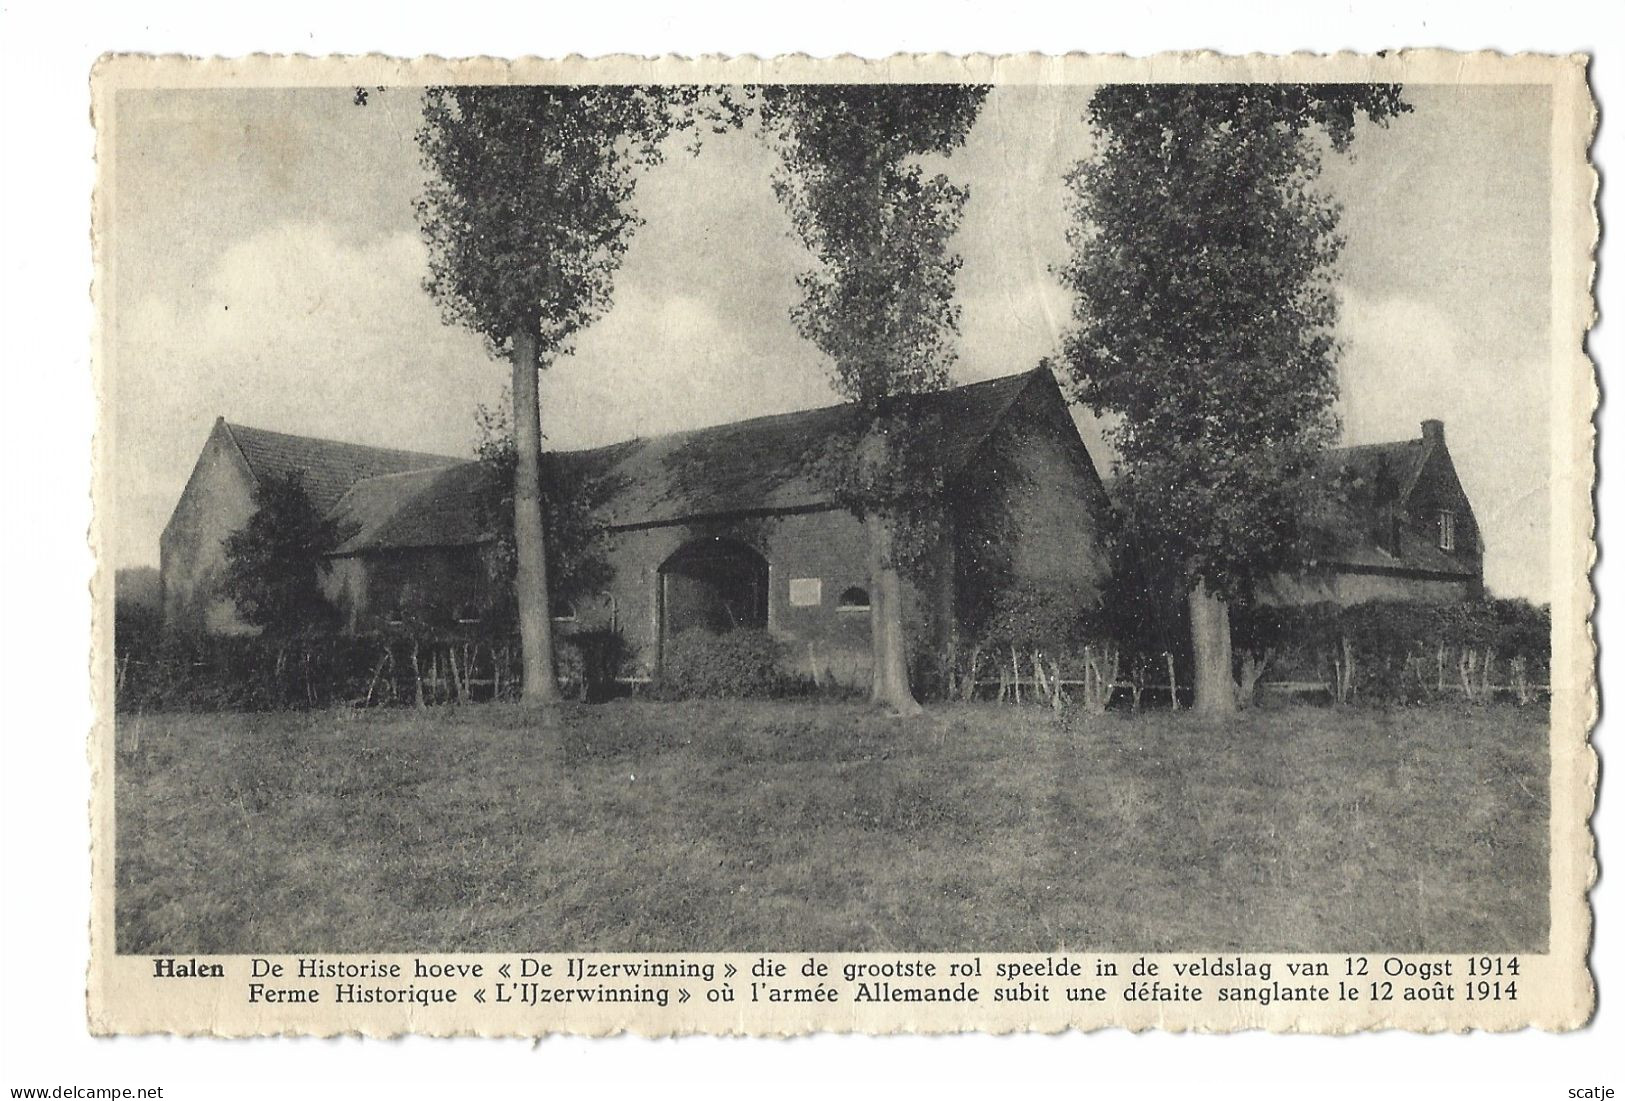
[788,578,822,607]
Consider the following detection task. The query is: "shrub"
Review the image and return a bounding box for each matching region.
[219,471,347,635]
[1231,598,1551,705]
[114,599,163,662]
[116,630,535,712]
[658,628,789,699]
[945,582,1119,705]
[968,581,1109,654]
[116,632,387,712]
[562,627,635,702]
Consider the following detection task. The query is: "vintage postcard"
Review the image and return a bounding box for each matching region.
[88,51,1596,1036]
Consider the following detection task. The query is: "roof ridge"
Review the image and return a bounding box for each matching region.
[963,365,1046,458]
[549,368,1042,458]
[323,367,1058,552]
[216,419,259,486]
[1326,436,1423,454]
[344,461,477,486]
[223,419,463,465]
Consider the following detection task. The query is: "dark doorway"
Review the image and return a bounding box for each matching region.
[659,538,769,654]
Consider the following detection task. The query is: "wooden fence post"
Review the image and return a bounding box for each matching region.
[409,638,426,710]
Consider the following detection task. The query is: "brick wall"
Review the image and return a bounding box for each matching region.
[584,382,1114,683]
[595,509,879,683]
[951,378,1113,636]
[991,383,1113,592]
[1403,436,1484,573]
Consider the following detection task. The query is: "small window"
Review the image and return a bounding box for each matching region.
[454,602,481,625]
[837,586,871,612]
[1437,511,1456,552]
[552,599,577,623]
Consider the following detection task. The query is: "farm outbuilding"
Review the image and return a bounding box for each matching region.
[160,367,1117,686]
[159,366,1486,685]
[158,419,461,635]
[1262,419,1486,606]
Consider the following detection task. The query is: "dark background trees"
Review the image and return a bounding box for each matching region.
[1056,84,1410,714]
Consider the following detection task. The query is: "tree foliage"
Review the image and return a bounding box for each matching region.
[470,402,615,625]
[220,471,348,636]
[755,86,988,411]
[1057,84,1410,602]
[415,85,738,361]
[754,85,987,555]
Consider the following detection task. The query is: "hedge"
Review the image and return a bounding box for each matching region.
[114,628,637,712]
[656,628,808,699]
[1231,598,1551,705]
[117,598,1550,713]
[945,596,1550,709]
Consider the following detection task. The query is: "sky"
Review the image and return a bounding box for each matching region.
[110,83,1553,601]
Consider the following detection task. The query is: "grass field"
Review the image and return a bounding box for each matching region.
[114,700,1549,954]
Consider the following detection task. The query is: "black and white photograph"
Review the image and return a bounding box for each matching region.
[82,52,1594,1037]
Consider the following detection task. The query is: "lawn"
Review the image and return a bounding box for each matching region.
[114,700,1550,954]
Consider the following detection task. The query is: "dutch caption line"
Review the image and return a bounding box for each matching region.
[147,953,1524,1011]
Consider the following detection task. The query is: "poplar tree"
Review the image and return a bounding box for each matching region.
[415,86,707,706]
[1057,84,1409,714]
[755,85,988,713]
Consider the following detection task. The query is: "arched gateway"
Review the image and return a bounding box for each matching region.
[658,537,769,657]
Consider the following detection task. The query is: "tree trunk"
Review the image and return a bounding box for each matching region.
[865,512,921,715]
[511,325,561,708]
[962,643,981,703]
[1187,580,1236,715]
[1236,649,1271,709]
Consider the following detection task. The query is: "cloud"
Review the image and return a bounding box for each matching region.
[543,284,831,449]
[955,275,1072,378]
[114,221,503,566]
[1336,288,1551,601]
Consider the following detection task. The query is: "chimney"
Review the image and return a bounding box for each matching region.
[1421,419,1444,446]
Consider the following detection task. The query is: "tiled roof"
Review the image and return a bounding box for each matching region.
[325,369,1047,554]
[1098,430,1472,579]
[1314,438,1429,503]
[1304,434,1471,576]
[587,369,1039,528]
[221,421,458,513]
[329,463,486,555]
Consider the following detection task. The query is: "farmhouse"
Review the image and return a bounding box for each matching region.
[1263,419,1485,605]
[161,367,1115,684]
